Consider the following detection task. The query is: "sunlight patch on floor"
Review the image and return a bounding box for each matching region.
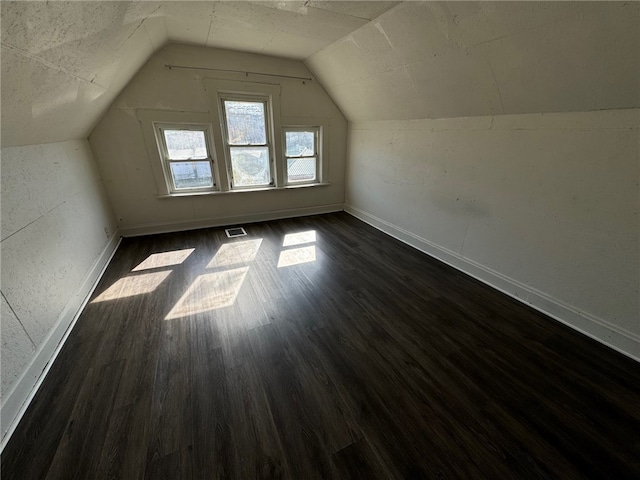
[92,271,172,302]
[277,246,316,268]
[283,230,316,247]
[207,239,262,268]
[165,267,249,319]
[132,248,195,272]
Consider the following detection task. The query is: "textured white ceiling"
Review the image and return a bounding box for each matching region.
[0,1,399,147]
[4,1,636,148]
[307,1,640,122]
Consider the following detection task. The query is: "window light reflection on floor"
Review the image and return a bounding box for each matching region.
[132,248,195,272]
[277,245,316,268]
[165,267,249,320]
[282,230,316,247]
[92,271,172,303]
[207,239,262,268]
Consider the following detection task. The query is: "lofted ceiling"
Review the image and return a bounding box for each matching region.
[308,1,640,122]
[0,1,399,147]
[2,1,637,148]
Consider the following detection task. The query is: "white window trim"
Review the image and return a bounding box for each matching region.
[204,79,283,191]
[138,110,219,197]
[155,123,217,194]
[138,83,331,198]
[283,126,321,186]
[282,116,330,185]
[218,93,275,190]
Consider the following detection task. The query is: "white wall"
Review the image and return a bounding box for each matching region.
[308,2,640,359]
[345,110,639,358]
[89,44,347,235]
[0,139,118,441]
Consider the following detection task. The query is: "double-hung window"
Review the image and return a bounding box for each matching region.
[156,125,216,193]
[283,127,320,184]
[220,96,274,188]
[143,81,328,197]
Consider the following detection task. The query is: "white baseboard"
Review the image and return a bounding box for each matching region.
[2,204,636,453]
[120,204,345,237]
[344,204,640,363]
[0,233,122,452]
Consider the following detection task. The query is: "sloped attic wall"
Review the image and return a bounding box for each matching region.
[307,2,640,358]
[0,0,399,148]
[0,140,118,441]
[1,1,122,439]
[89,44,347,235]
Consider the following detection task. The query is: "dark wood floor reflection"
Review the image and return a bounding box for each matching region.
[3,212,640,479]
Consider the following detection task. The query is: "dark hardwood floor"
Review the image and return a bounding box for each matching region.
[3,212,640,479]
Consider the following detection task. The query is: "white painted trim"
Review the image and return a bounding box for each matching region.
[202,79,282,190]
[136,110,218,197]
[0,233,122,452]
[120,204,345,237]
[155,182,331,198]
[281,117,332,186]
[344,204,640,363]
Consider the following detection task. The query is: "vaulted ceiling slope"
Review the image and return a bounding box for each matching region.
[3,2,637,148]
[0,1,399,147]
[307,1,640,122]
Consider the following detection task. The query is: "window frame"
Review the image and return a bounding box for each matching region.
[139,81,330,198]
[205,80,284,191]
[138,110,221,198]
[154,123,218,194]
[218,93,275,190]
[282,126,321,186]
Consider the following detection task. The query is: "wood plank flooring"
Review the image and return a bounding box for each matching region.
[3,212,640,479]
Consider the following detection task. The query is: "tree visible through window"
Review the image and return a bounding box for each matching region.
[147,86,327,195]
[222,99,272,188]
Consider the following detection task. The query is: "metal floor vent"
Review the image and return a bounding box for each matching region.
[225,227,247,238]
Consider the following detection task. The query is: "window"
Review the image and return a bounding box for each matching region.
[283,127,320,184]
[155,124,216,193]
[220,96,274,189]
[141,81,330,197]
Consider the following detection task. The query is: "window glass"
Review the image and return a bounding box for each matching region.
[230,147,270,187]
[163,130,208,160]
[285,131,315,157]
[284,128,318,184]
[170,161,213,190]
[156,125,215,192]
[224,101,267,145]
[287,157,316,182]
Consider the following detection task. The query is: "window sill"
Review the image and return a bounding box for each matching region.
[283,182,330,190]
[156,182,330,198]
[157,190,220,199]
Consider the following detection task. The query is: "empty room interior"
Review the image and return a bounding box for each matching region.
[1,1,639,478]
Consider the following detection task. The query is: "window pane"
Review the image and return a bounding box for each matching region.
[230,147,270,187]
[163,130,208,160]
[170,161,213,190]
[285,131,315,156]
[224,101,267,145]
[287,157,316,183]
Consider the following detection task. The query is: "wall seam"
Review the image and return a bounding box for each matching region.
[1,159,107,243]
[1,202,63,243]
[1,43,101,87]
[487,58,505,114]
[1,290,36,348]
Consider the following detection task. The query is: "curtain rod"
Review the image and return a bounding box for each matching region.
[164,64,312,81]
